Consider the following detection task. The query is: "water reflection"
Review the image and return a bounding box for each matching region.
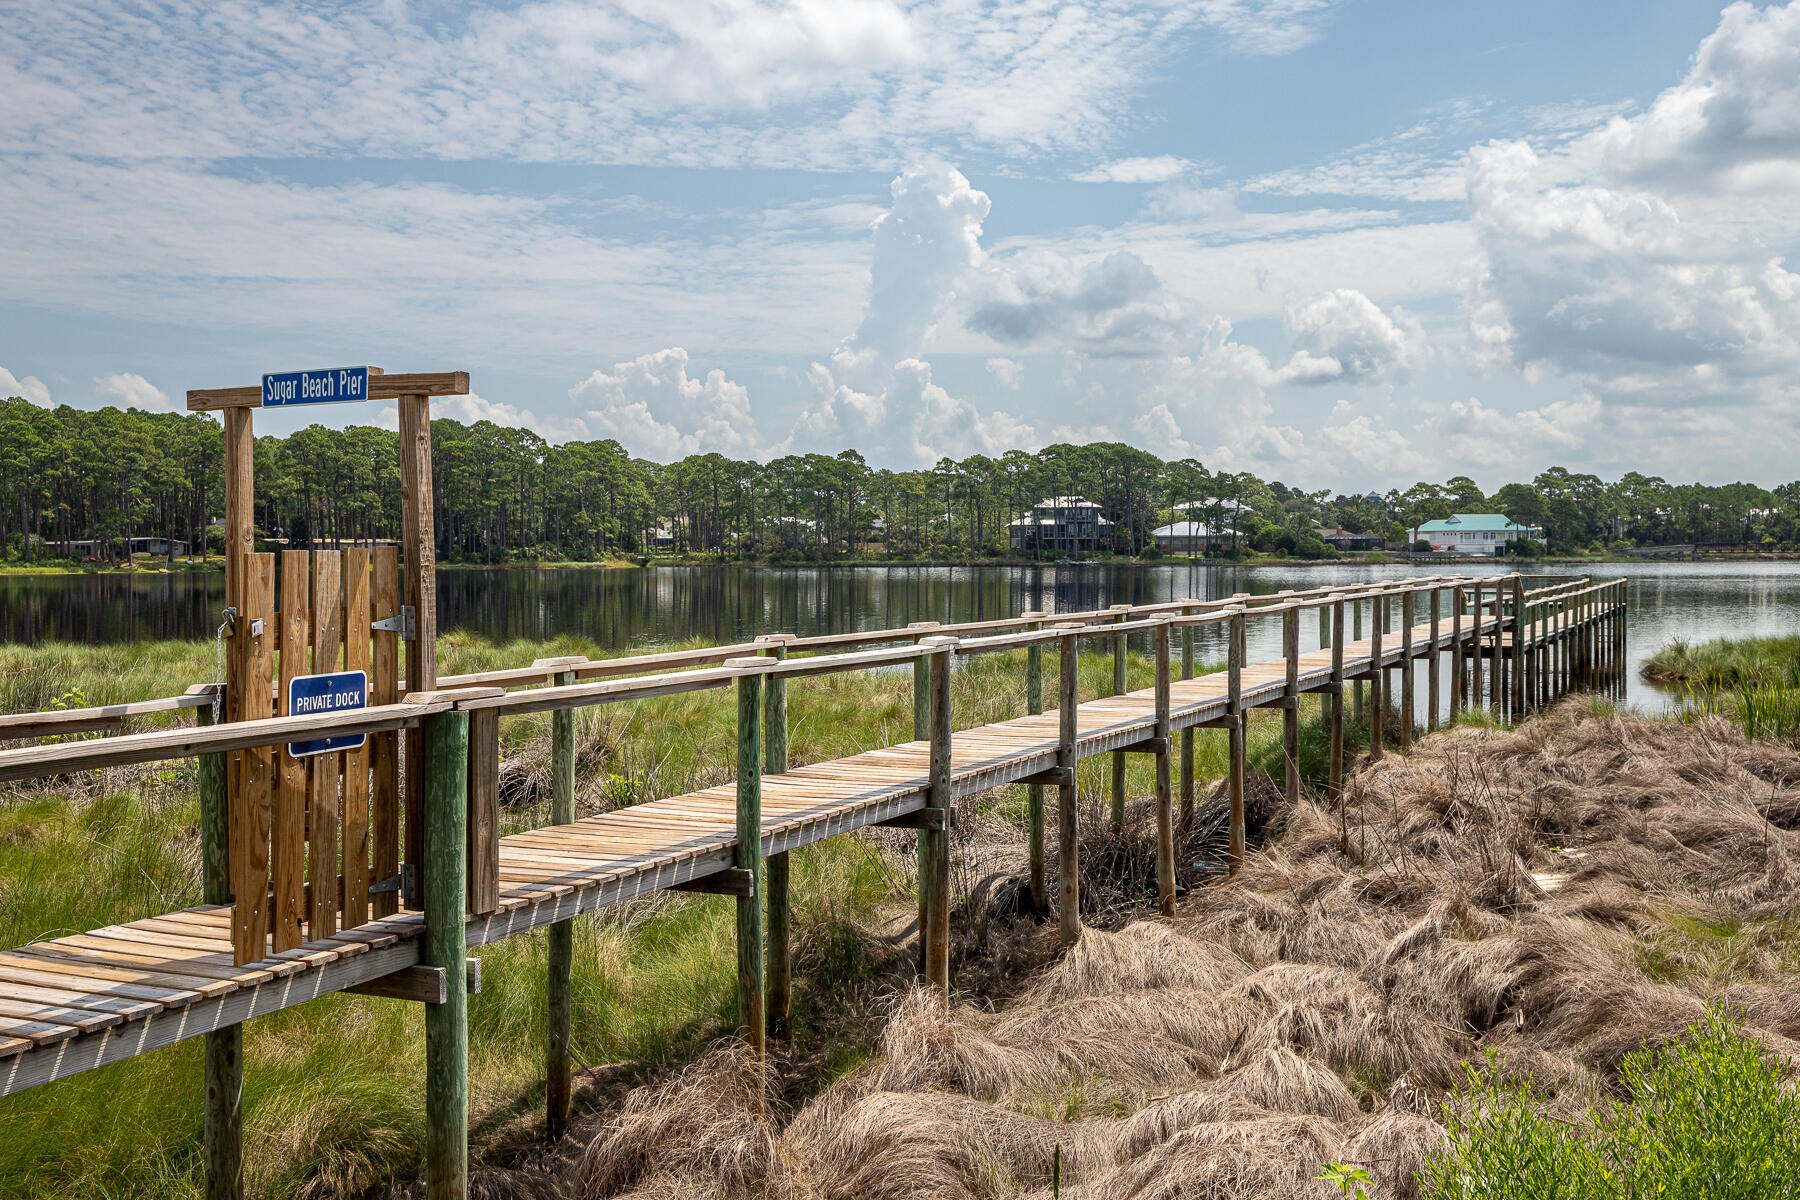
[4,561,1795,712]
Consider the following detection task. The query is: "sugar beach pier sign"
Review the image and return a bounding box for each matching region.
[262,367,371,407]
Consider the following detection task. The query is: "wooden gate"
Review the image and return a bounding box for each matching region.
[226,548,404,964]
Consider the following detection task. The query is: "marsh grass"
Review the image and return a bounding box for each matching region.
[0,633,1265,1199]
[1645,636,1800,745]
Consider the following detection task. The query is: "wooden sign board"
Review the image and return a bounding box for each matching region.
[262,367,371,407]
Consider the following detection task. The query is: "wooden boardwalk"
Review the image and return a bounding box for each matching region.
[0,595,1559,1090]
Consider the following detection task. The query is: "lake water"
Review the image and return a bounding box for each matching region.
[5,562,1797,712]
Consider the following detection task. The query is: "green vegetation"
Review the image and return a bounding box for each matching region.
[1646,636,1800,744]
[6,395,1797,565]
[1423,1016,1800,1200]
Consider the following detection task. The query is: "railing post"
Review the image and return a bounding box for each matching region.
[1109,604,1132,833]
[923,637,956,994]
[759,636,792,1040]
[1180,603,1196,829]
[1023,612,1047,915]
[1511,577,1526,717]
[1450,583,1464,717]
[1398,589,1414,752]
[1227,609,1246,870]
[1329,599,1346,797]
[1057,628,1081,946]
[733,669,766,1059]
[1318,600,1335,734]
[195,692,242,1200]
[1427,585,1441,732]
[423,706,470,1200]
[1153,618,1175,916]
[908,621,938,741]
[1352,596,1365,723]
[1282,602,1300,801]
[1368,591,1385,759]
[1489,583,1505,709]
[545,667,576,1140]
[1470,580,1484,713]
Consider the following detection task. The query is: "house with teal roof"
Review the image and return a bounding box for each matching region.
[1412,513,1543,556]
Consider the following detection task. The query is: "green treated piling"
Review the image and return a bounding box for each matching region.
[545,670,576,1140]
[197,696,241,1200]
[735,673,766,1059]
[423,708,470,1200]
[762,639,791,1040]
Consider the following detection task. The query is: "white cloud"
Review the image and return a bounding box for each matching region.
[1280,288,1428,385]
[985,357,1024,387]
[427,393,591,443]
[0,366,51,408]
[1072,155,1196,183]
[1195,0,1340,55]
[92,371,170,411]
[572,348,762,460]
[965,249,1195,357]
[1438,394,1603,469]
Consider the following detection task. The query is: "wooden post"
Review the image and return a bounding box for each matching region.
[733,671,766,1059]
[1511,577,1527,717]
[1450,584,1465,717]
[229,553,275,965]
[1352,598,1365,722]
[1179,605,1195,829]
[1329,600,1346,797]
[1110,605,1130,834]
[1023,612,1047,915]
[310,551,344,937]
[907,620,936,958]
[1490,585,1505,710]
[400,395,438,911]
[1227,610,1246,870]
[274,550,310,952]
[1282,604,1299,801]
[1368,593,1385,759]
[1153,620,1175,917]
[545,667,576,1140]
[1427,587,1441,732]
[1398,590,1414,752]
[465,709,500,918]
[196,697,242,1200]
[761,638,792,1040]
[923,639,955,994]
[1057,629,1081,946]
[422,707,469,1200]
[1470,581,1484,713]
[1318,602,1334,733]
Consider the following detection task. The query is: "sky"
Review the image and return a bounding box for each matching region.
[4,0,1800,490]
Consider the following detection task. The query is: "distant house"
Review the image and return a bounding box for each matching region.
[1412,513,1543,556]
[1008,496,1115,554]
[43,536,190,558]
[648,526,676,550]
[1151,520,1227,555]
[1318,527,1384,552]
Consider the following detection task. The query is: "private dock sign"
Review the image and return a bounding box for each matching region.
[287,670,369,758]
[262,367,370,407]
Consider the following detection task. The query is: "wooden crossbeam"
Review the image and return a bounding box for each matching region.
[186,371,470,411]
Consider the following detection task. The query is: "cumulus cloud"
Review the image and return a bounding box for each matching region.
[1438,394,1603,468]
[1280,288,1427,384]
[93,371,170,411]
[1,366,51,407]
[572,348,762,459]
[1072,155,1195,183]
[966,249,1195,357]
[985,357,1023,387]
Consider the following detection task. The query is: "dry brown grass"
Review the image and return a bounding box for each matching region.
[564,703,1800,1200]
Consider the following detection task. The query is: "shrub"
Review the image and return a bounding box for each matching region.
[1423,1014,1800,1200]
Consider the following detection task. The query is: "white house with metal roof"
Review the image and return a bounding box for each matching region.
[1412,513,1543,555]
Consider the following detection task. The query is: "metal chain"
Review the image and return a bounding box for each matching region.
[212,606,237,723]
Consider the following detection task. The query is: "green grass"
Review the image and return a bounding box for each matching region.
[1423,1013,1800,1200]
[1644,636,1800,745]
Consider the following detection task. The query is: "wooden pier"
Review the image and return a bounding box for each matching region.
[0,570,1627,1197]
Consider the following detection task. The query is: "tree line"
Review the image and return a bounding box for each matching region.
[4,396,1798,564]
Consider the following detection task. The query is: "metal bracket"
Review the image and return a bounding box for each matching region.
[368,872,404,895]
[371,606,417,640]
[878,807,954,832]
[247,618,265,638]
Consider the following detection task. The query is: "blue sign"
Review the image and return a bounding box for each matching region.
[262,367,371,407]
[287,670,368,758]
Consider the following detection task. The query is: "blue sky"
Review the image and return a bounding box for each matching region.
[4,0,1799,488]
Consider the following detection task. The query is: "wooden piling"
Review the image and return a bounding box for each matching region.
[924,641,954,995]
[1450,584,1464,717]
[1319,602,1335,733]
[1329,600,1346,797]
[1153,620,1175,917]
[196,698,242,1200]
[1368,593,1384,759]
[761,638,792,1040]
[1110,606,1130,834]
[1427,587,1441,732]
[1227,610,1246,870]
[423,707,470,1200]
[734,673,766,1058]
[1470,581,1484,713]
[1511,577,1526,717]
[1352,599,1365,722]
[1179,607,1195,829]
[1023,613,1047,915]
[545,668,576,1141]
[1398,590,1414,752]
[1282,604,1300,801]
[1057,630,1081,946]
